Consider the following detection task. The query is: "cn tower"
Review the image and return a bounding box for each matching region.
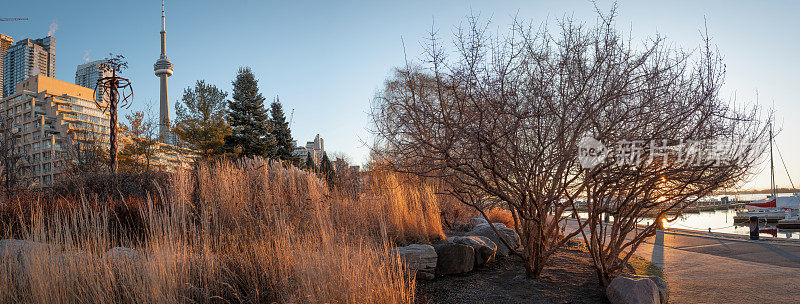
[153,0,174,144]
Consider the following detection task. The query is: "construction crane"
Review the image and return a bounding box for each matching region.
[0,18,29,22]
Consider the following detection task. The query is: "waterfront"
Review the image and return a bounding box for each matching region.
[643,209,800,239]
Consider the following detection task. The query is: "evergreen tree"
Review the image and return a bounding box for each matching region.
[224,67,274,158]
[305,153,317,172]
[269,97,296,162]
[319,152,336,188]
[173,80,231,159]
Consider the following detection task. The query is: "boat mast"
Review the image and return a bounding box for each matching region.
[770,121,776,198]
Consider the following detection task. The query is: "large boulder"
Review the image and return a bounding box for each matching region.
[606,275,660,304]
[102,247,139,263]
[0,239,52,261]
[466,223,520,256]
[447,236,496,266]
[470,217,489,227]
[102,247,143,278]
[393,244,437,280]
[433,242,474,275]
[620,274,669,304]
[0,239,71,278]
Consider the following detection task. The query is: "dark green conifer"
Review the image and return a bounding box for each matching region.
[224,67,274,157]
[269,98,296,162]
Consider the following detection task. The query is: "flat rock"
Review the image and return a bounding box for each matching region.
[433,242,474,275]
[606,275,660,304]
[102,247,139,262]
[393,244,437,279]
[466,223,520,256]
[447,236,496,266]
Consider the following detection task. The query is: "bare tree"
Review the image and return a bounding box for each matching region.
[57,129,108,183]
[119,109,160,173]
[371,9,767,280]
[572,12,768,285]
[0,114,33,198]
[372,15,595,278]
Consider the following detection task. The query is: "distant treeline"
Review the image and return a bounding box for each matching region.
[714,187,798,195]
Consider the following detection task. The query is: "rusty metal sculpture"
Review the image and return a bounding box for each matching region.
[94,54,133,173]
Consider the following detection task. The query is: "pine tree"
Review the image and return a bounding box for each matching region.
[319,152,336,188]
[225,67,274,158]
[269,97,296,162]
[305,153,317,172]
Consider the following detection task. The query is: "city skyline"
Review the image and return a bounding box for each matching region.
[1,0,798,189]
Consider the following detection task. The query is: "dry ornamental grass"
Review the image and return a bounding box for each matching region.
[0,157,444,303]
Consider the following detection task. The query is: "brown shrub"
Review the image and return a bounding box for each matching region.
[486,206,515,229]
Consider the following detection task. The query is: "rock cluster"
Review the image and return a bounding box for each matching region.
[393,218,523,280]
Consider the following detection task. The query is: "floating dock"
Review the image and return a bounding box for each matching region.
[777,219,800,229]
[733,214,786,223]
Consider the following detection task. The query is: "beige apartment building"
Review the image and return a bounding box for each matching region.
[0,75,195,187]
[0,75,109,186]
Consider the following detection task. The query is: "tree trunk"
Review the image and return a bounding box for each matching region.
[523,221,546,278]
[595,265,612,287]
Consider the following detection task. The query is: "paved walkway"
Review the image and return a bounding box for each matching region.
[634,229,800,303]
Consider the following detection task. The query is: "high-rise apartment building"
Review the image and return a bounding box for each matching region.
[0,33,14,99]
[75,60,113,103]
[0,75,109,186]
[292,134,325,164]
[2,36,56,98]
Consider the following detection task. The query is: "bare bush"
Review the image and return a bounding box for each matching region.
[372,14,598,278]
[371,9,766,280]
[571,13,768,285]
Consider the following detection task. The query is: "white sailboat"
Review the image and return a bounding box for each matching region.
[734,122,799,223]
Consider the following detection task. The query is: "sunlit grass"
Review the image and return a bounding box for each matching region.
[0,157,442,303]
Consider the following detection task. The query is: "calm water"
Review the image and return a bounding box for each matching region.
[577,193,800,239]
[643,192,800,239]
[640,209,800,239]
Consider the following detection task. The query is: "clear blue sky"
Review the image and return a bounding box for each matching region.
[2,0,798,190]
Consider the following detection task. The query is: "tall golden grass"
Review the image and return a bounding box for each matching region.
[0,157,444,303]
